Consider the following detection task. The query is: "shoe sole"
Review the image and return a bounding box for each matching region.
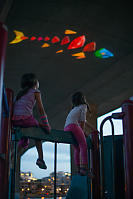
[36,162,47,170]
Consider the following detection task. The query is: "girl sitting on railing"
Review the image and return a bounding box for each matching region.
[12,73,51,169]
[64,91,96,177]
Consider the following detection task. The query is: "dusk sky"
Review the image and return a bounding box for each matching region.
[21,108,122,179]
[21,142,71,179]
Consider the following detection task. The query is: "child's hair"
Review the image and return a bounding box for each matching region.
[16,73,38,101]
[72,91,91,112]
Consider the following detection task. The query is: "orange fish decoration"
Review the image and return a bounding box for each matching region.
[72,52,86,59]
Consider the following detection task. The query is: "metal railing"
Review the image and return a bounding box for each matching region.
[10,127,93,199]
[99,112,125,199]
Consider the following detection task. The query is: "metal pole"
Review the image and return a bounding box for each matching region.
[0,22,8,199]
[0,88,13,199]
[0,22,8,133]
[54,142,57,199]
[109,118,115,199]
[99,116,115,199]
[122,100,133,199]
[90,131,100,199]
[10,134,17,199]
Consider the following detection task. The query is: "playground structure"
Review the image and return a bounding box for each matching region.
[1,22,133,199]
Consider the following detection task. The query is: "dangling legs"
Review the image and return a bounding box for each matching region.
[35,140,47,169]
[70,125,88,166]
[35,140,43,160]
[73,127,94,178]
[64,124,94,178]
[73,144,80,174]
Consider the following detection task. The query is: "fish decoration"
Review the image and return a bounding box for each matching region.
[9,29,114,59]
[72,52,86,59]
[51,36,60,43]
[67,35,85,50]
[61,36,70,45]
[83,42,96,52]
[94,48,114,58]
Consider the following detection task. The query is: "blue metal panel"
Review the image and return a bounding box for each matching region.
[66,175,91,199]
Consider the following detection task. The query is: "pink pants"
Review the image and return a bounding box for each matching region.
[64,123,88,165]
[12,115,39,149]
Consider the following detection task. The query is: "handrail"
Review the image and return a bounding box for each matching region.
[12,127,78,145]
[100,116,113,199]
[99,112,125,199]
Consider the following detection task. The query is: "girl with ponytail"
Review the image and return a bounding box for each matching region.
[64,91,96,177]
[12,73,51,169]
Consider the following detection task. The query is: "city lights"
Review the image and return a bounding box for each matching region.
[20,171,71,198]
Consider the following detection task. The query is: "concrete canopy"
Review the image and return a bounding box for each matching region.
[1,0,133,129]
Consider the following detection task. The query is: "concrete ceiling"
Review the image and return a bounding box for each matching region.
[1,0,133,129]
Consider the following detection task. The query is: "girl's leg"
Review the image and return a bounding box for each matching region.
[64,124,88,171]
[73,144,80,173]
[18,138,29,150]
[73,144,80,165]
[35,140,43,160]
[35,140,47,169]
[71,125,88,166]
[72,126,94,178]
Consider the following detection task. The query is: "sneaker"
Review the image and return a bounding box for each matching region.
[36,159,47,169]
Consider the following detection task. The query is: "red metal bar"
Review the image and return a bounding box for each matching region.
[0,22,8,129]
[122,100,133,199]
[0,89,13,199]
[0,22,9,199]
[90,131,100,199]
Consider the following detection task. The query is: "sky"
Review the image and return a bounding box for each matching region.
[21,107,123,179]
[21,142,71,179]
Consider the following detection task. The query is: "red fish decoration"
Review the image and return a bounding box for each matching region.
[30,36,36,41]
[21,36,28,40]
[44,36,50,41]
[38,37,43,41]
[61,36,70,45]
[51,36,60,43]
[68,35,86,50]
[83,42,96,52]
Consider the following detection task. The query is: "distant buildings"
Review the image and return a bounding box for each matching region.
[20,171,71,198]
[20,172,37,182]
